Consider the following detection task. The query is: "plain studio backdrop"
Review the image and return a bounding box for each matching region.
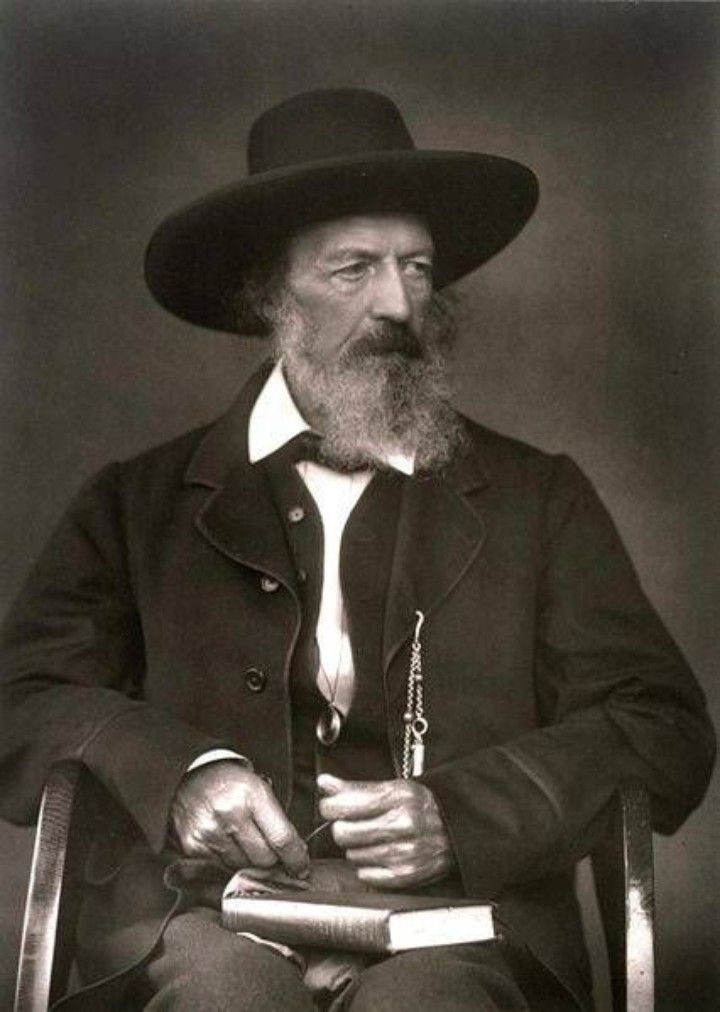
[1,3,718,1009]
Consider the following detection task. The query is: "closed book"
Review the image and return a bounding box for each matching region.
[221,890,495,953]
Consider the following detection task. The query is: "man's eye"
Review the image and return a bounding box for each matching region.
[334,263,368,281]
[404,260,433,279]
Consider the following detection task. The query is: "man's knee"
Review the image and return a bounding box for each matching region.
[140,909,314,1011]
[347,945,530,1012]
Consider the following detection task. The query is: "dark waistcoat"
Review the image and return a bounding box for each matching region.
[261,453,403,850]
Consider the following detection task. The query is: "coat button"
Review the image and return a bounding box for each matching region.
[287,505,305,523]
[244,668,267,693]
[260,575,280,593]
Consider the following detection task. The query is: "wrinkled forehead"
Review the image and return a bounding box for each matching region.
[286,212,435,266]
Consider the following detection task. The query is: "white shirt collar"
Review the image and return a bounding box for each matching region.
[248,360,415,475]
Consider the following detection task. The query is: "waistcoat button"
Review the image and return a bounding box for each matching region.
[287,505,305,523]
[260,575,280,593]
[244,668,267,693]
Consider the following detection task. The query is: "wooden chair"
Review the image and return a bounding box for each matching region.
[14,762,655,1011]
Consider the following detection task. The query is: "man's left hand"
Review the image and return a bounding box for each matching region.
[317,773,456,889]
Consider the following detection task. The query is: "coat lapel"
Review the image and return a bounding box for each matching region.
[184,366,490,672]
[183,363,298,593]
[383,444,490,677]
[194,466,299,591]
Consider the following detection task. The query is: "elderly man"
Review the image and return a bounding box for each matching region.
[1,90,715,1011]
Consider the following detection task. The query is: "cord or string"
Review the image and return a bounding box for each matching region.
[299,462,362,747]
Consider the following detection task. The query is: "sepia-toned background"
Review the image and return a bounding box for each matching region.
[2,2,718,1008]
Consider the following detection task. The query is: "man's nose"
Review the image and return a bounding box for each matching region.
[370,263,412,322]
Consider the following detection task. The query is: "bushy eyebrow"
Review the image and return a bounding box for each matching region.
[323,245,434,264]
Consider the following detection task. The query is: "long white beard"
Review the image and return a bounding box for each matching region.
[270,294,465,473]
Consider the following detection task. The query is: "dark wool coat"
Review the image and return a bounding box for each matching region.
[1,366,715,1009]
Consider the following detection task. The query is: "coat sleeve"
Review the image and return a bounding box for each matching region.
[422,454,716,899]
[0,464,231,852]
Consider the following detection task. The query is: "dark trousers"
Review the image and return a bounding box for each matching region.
[129,907,580,1011]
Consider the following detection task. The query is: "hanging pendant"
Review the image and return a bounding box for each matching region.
[411,740,425,777]
[316,704,343,746]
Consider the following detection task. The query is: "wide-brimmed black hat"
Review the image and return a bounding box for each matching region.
[145,88,538,335]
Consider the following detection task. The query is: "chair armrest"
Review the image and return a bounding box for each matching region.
[591,782,655,1012]
[14,761,91,1012]
[14,771,657,1012]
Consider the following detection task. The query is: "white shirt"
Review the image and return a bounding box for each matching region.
[190,361,414,771]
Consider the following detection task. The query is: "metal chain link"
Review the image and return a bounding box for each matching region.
[402,610,428,778]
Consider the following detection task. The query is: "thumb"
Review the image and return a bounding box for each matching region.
[316,773,345,795]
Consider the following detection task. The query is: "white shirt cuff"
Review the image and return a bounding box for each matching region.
[187,749,253,773]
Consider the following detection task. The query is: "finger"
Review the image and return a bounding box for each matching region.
[355,865,426,890]
[175,812,227,859]
[177,824,244,865]
[207,834,250,869]
[318,777,398,820]
[356,850,451,889]
[316,773,344,795]
[344,840,414,865]
[331,809,411,848]
[230,821,279,869]
[252,790,310,877]
[176,831,212,860]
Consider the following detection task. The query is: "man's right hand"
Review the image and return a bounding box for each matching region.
[170,760,309,876]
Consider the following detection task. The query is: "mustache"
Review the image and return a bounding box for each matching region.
[348,322,423,360]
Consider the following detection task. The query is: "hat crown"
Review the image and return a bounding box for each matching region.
[247,89,415,175]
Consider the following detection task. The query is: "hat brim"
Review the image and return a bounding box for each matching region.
[144,150,538,335]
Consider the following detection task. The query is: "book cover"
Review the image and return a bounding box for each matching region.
[222,887,495,953]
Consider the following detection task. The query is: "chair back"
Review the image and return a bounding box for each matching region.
[590,782,655,1012]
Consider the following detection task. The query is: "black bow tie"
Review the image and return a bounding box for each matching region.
[271,432,371,474]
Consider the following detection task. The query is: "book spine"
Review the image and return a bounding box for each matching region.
[222,899,391,952]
